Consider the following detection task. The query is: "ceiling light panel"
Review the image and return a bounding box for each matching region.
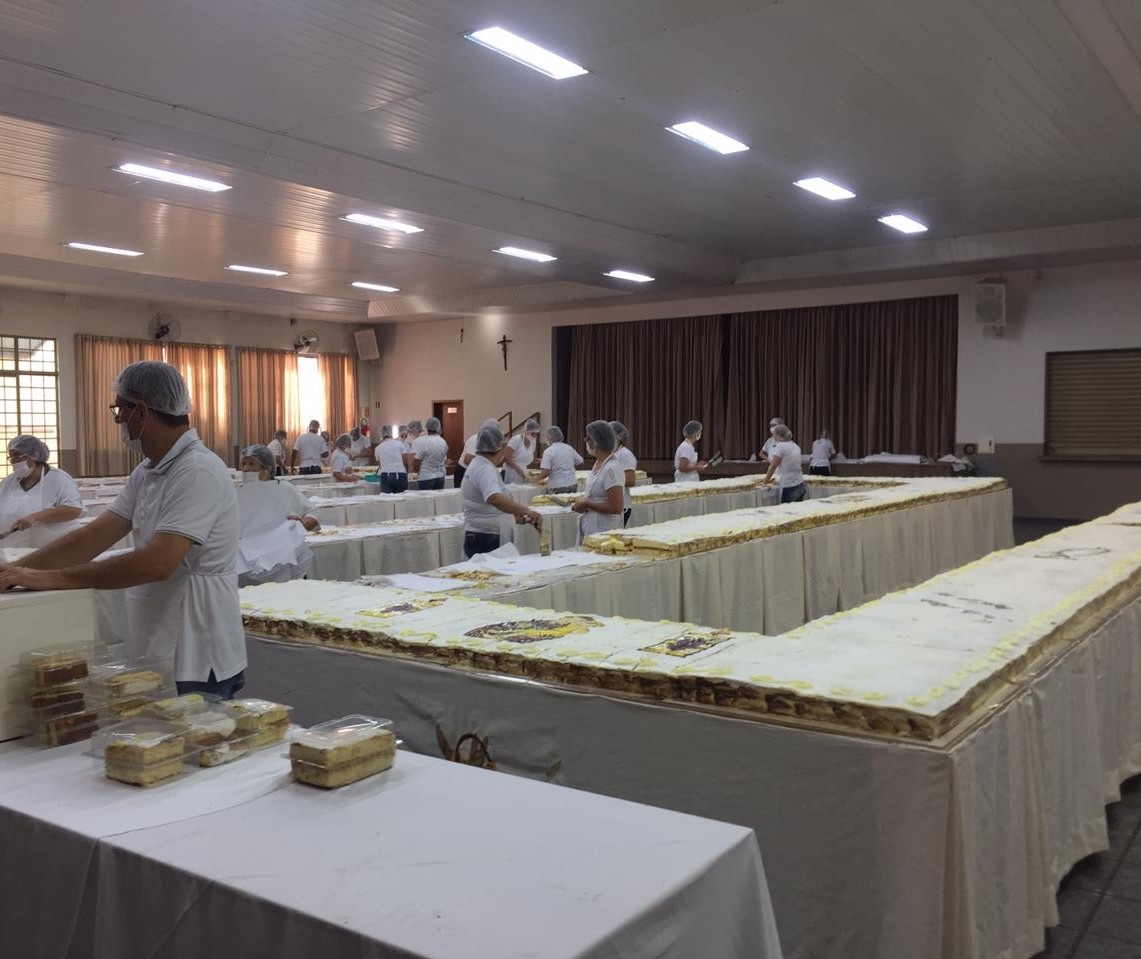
[351,281,400,293]
[115,162,231,192]
[604,270,655,283]
[226,264,289,276]
[794,177,856,201]
[66,242,144,257]
[342,213,424,234]
[465,27,588,79]
[878,214,928,234]
[495,246,557,262]
[666,121,749,155]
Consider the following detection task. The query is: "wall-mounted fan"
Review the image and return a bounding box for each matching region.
[294,329,320,354]
[147,312,182,342]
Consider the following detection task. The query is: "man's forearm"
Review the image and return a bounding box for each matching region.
[18,523,117,570]
[48,549,172,590]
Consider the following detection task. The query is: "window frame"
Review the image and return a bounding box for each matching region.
[0,335,61,478]
[1042,347,1141,463]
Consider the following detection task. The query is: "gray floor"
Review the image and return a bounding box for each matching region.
[1033,775,1141,958]
[1013,517,1079,546]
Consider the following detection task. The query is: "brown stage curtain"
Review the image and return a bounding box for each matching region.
[723,295,957,459]
[75,335,163,476]
[567,316,724,460]
[236,348,300,451]
[163,342,231,462]
[318,353,359,436]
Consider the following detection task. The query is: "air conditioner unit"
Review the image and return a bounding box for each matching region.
[355,328,380,361]
[973,281,1006,327]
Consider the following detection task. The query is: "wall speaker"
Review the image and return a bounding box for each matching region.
[973,281,1006,327]
[354,328,380,361]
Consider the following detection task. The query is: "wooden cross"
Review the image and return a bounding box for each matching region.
[497,334,512,371]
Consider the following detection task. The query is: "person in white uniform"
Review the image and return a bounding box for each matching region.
[348,427,373,467]
[235,446,316,586]
[461,425,543,558]
[240,446,320,531]
[0,435,83,539]
[571,421,625,544]
[809,430,837,476]
[412,417,449,490]
[456,418,500,489]
[267,430,288,476]
[609,421,637,527]
[292,420,327,475]
[504,419,540,483]
[329,434,356,482]
[537,426,582,494]
[764,424,807,503]
[758,417,785,462]
[0,361,247,699]
[374,425,409,494]
[674,420,708,483]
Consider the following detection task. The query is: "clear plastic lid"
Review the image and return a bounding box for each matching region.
[90,717,191,765]
[229,698,292,721]
[21,645,94,688]
[292,714,394,751]
[88,661,174,701]
[26,708,100,748]
[143,692,216,720]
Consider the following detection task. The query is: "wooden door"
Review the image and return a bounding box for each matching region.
[432,400,465,463]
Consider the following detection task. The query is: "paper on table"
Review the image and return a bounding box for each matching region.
[380,574,466,593]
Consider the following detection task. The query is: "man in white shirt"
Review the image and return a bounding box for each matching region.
[349,427,373,467]
[412,417,450,490]
[292,420,327,475]
[267,430,288,476]
[809,430,837,476]
[537,426,583,493]
[0,361,247,698]
[763,424,807,503]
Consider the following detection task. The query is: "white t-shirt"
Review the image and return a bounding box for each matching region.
[376,438,408,474]
[293,431,327,469]
[267,438,286,465]
[761,436,777,459]
[349,435,372,465]
[275,479,318,520]
[615,446,638,509]
[329,449,353,475]
[0,467,83,532]
[462,454,506,534]
[772,440,805,488]
[810,439,836,468]
[108,429,246,683]
[540,442,583,489]
[505,435,536,479]
[674,440,700,484]
[578,457,625,541]
[412,434,449,481]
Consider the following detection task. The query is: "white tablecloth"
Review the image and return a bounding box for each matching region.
[0,745,781,959]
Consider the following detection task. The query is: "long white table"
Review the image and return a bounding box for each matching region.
[0,742,781,959]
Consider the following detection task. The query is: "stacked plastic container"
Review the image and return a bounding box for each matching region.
[19,645,100,747]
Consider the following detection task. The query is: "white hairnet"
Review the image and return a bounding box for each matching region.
[481,418,500,431]
[336,433,352,449]
[546,425,564,443]
[425,416,441,432]
[242,445,276,473]
[773,424,792,440]
[7,434,50,463]
[476,426,505,453]
[585,420,617,452]
[683,420,702,438]
[524,418,540,433]
[609,421,628,444]
[113,361,191,415]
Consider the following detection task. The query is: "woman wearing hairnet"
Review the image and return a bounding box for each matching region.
[673,420,708,483]
[536,426,582,494]
[329,433,356,483]
[235,445,317,586]
[374,425,408,494]
[239,446,320,532]
[1,434,83,538]
[462,425,543,558]
[504,418,541,483]
[570,421,624,543]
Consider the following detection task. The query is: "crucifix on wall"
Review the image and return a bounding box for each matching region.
[498,333,512,371]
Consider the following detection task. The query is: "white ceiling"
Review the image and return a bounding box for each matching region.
[0,0,1138,322]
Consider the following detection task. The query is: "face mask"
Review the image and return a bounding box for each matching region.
[242,471,262,484]
[120,407,144,455]
[12,460,32,479]
[585,441,596,457]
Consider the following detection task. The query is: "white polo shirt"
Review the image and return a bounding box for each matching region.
[108,429,246,683]
[329,448,353,475]
[505,435,536,478]
[539,442,583,489]
[462,454,506,534]
[412,434,449,481]
[293,431,327,469]
[674,440,700,484]
[376,438,407,474]
[615,446,638,509]
[267,438,286,465]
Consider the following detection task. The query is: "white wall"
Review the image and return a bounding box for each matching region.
[0,287,356,453]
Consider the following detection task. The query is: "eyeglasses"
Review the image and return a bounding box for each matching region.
[109,402,136,418]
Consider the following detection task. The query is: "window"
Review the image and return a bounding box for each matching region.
[0,336,60,478]
[297,355,327,428]
[1044,349,1141,459]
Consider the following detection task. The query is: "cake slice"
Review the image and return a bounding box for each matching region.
[183,709,238,748]
[41,710,98,746]
[198,740,250,767]
[106,757,185,787]
[146,693,207,719]
[100,670,166,697]
[31,655,89,687]
[230,699,291,747]
[104,730,186,767]
[292,752,393,788]
[290,724,396,788]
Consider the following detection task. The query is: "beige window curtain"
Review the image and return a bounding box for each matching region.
[236,347,300,451]
[163,341,231,463]
[318,353,359,436]
[75,335,163,476]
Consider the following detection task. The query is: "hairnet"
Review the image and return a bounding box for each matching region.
[820,429,831,440]
[336,433,352,449]
[609,421,628,444]
[308,420,320,432]
[585,420,617,452]
[425,416,441,433]
[112,361,191,415]
[476,426,505,453]
[769,417,785,427]
[242,445,276,473]
[683,420,702,438]
[545,425,564,443]
[350,427,361,440]
[773,424,792,440]
[7,434,50,463]
[523,418,540,433]
[275,430,287,440]
[408,420,423,432]
[381,425,394,439]
[481,418,500,431]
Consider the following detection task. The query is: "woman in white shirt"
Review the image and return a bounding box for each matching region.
[374,426,409,494]
[456,418,500,489]
[809,430,837,476]
[537,426,583,493]
[329,434,356,483]
[412,417,450,490]
[504,419,541,483]
[571,421,625,543]
[461,425,543,558]
[348,427,373,467]
[236,446,318,587]
[673,420,708,483]
[763,424,807,503]
[609,421,637,526]
[239,446,320,531]
[0,434,83,538]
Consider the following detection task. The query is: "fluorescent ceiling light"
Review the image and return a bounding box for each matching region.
[604,269,655,283]
[794,177,856,201]
[115,162,231,193]
[878,213,928,234]
[66,242,144,257]
[495,246,557,263]
[341,212,423,234]
[351,281,400,293]
[666,121,749,155]
[465,27,588,79]
[226,264,288,276]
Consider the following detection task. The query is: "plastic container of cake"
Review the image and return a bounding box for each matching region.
[177,701,259,767]
[289,715,397,789]
[91,718,195,787]
[10,644,98,747]
[228,698,293,750]
[21,645,94,688]
[88,660,176,720]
